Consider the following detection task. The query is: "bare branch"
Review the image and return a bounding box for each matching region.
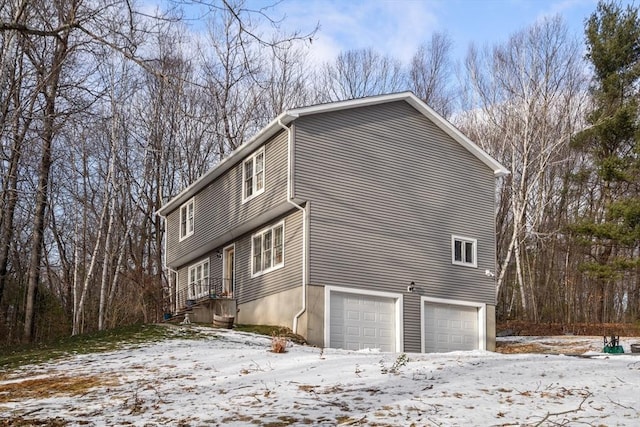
[0,21,78,38]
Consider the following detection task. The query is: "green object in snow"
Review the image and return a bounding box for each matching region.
[603,335,624,354]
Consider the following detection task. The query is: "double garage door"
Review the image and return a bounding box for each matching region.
[328,289,481,353]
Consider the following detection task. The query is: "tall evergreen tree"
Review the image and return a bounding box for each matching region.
[571,1,640,322]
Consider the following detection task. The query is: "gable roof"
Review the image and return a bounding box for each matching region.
[157,92,509,216]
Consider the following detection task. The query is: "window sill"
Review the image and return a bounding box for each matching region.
[251,262,284,278]
[179,232,194,242]
[452,261,477,268]
[242,189,265,204]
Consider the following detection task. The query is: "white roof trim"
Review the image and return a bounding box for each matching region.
[401,94,509,177]
[156,112,297,216]
[157,92,509,216]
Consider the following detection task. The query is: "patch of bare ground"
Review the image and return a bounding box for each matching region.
[0,417,71,426]
[0,374,119,403]
[496,321,640,354]
[494,341,592,355]
[497,320,640,337]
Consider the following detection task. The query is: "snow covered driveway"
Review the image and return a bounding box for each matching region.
[1,325,640,426]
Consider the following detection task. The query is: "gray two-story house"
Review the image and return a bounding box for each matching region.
[157,92,508,353]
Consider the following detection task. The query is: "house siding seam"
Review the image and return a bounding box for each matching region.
[165,130,289,268]
[293,101,497,353]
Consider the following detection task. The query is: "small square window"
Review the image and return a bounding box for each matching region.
[179,198,195,240]
[452,235,477,268]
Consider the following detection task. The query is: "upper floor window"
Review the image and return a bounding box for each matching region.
[252,222,284,276]
[179,198,194,241]
[452,235,477,267]
[243,148,265,202]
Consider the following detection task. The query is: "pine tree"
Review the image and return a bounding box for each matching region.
[571,1,640,322]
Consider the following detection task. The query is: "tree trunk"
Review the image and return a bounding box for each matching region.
[23,33,69,342]
[0,124,23,306]
[98,206,114,331]
[73,194,108,335]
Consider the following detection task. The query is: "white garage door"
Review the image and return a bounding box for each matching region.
[423,302,478,352]
[329,291,396,352]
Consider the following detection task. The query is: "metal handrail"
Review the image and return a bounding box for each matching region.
[176,278,234,312]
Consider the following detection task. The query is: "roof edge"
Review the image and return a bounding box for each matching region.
[287,92,509,176]
[156,112,297,217]
[402,95,510,177]
[157,91,509,216]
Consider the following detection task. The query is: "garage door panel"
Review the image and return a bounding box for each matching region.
[424,302,479,352]
[464,321,474,330]
[347,310,360,321]
[346,326,359,336]
[363,327,377,337]
[379,328,392,338]
[363,312,376,322]
[345,341,360,351]
[379,313,393,323]
[330,291,396,352]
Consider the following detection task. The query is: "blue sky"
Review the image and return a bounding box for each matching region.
[167,0,639,66]
[233,0,629,65]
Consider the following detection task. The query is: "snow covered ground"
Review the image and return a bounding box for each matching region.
[2,325,640,426]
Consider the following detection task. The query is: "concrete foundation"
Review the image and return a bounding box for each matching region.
[236,287,302,329]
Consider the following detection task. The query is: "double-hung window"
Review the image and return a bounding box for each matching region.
[188,258,209,299]
[243,148,265,202]
[179,198,195,240]
[452,235,477,267]
[252,222,284,276]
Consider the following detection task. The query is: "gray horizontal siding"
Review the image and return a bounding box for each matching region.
[166,130,289,268]
[402,294,422,352]
[234,209,303,304]
[176,208,303,306]
[293,101,497,352]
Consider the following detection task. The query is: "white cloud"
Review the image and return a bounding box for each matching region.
[277,0,440,65]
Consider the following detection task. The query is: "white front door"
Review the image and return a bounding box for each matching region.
[222,245,235,297]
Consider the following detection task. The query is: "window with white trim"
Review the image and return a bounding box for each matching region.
[252,222,284,275]
[179,198,194,240]
[452,235,477,267]
[188,258,209,300]
[243,148,265,202]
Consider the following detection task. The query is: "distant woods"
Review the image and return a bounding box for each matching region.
[0,0,638,344]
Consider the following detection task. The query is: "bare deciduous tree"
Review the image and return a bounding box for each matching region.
[459,16,587,321]
[317,48,405,102]
[408,32,456,118]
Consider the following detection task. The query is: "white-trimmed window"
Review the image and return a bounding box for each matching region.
[243,148,265,202]
[188,258,210,299]
[452,235,477,267]
[179,198,195,240]
[252,222,284,276]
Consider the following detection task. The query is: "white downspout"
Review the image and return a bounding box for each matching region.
[157,210,179,314]
[278,118,307,334]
